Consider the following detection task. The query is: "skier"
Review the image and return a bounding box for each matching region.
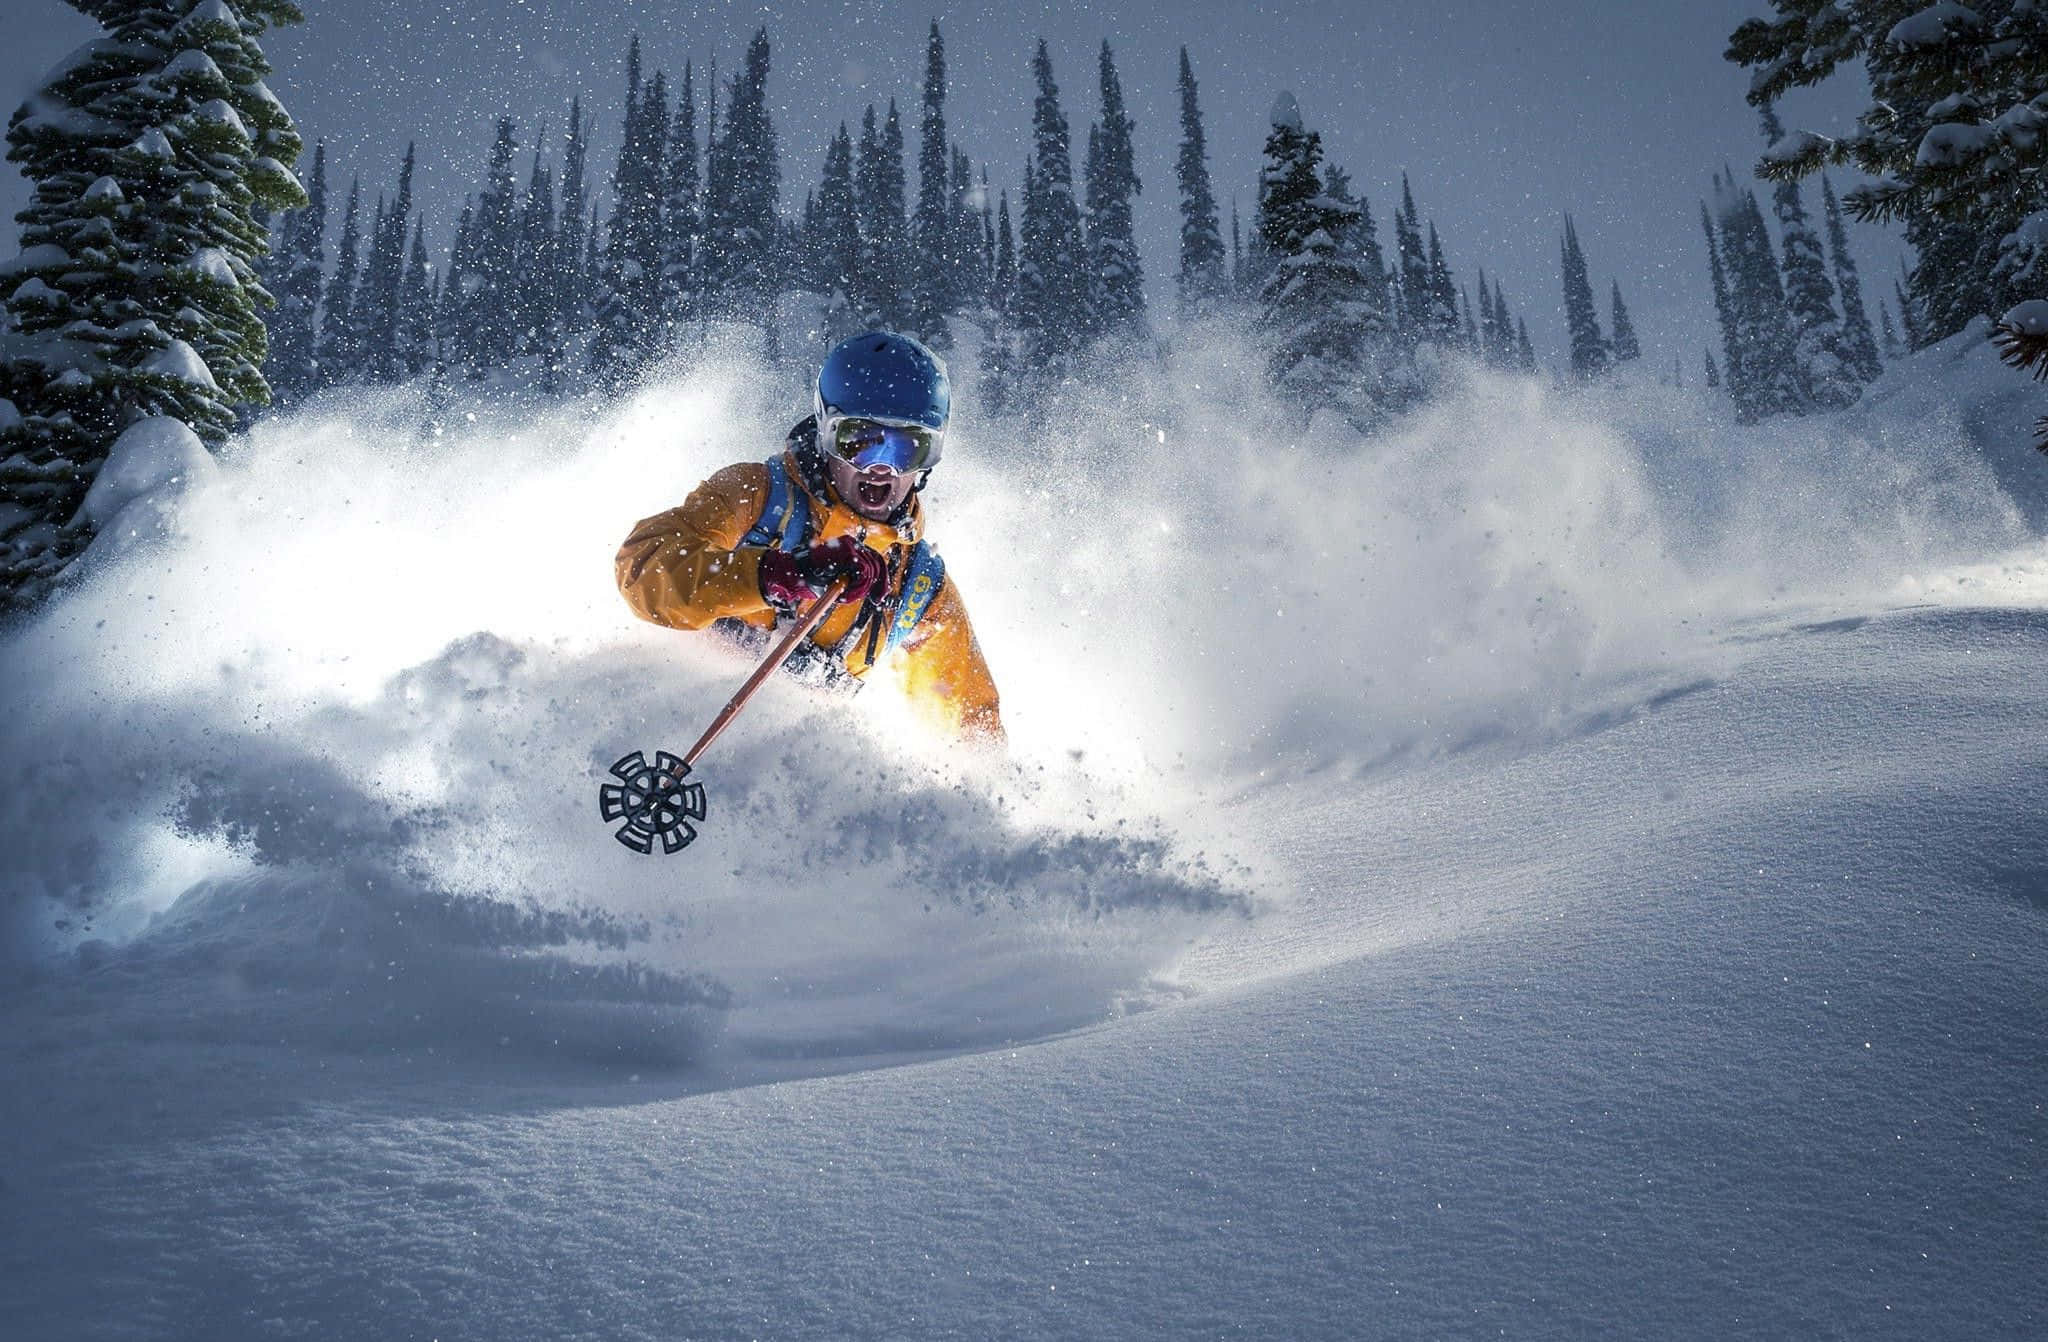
[616,331,1003,743]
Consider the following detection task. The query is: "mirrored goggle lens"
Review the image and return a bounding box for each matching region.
[831,418,938,473]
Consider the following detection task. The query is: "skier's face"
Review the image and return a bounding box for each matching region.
[827,454,917,520]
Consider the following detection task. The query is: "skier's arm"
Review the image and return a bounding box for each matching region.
[898,580,1004,744]
[615,464,778,629]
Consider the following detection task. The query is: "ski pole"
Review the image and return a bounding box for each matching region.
[599,577,851,855]
[681,576,850,768]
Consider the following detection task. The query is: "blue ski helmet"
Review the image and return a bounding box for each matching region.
[814,331,951,466]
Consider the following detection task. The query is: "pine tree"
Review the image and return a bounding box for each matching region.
[1174,47,1228,318]
[1719,180,1808,417]
[852,103,910,330]
[949,147,983,308]
[1490,279,1516,369]
[515,140,559,359]
[908,22,952,348]
[0,0,306,612]
[701,29,781,343]
[469,117,523,373]
[1254,93,1385,426]
[660,63,699,340]
[1014,41,1092,384]
[1424,222,1458,343]
[1322,166,1390,342]
[1516,318,1536,374]
[1821,173,1882,382]
[993,188,1016,308]
[1085,41,1145,343]
[1759,103,1854,408]
[1893,261,1925,350]
[1609,281,1640,363]
[267,139,326,404]
[1879,298,1901,361]
[398,223,433,374]
[1731,1,2048,347]
[558,98,590,334]
[811,124,863,341]
[1702,200,1745,410]
[437,197,474,376]
[1391,176,1429,346]
[1230,198,1244,295]
[363,143,415,382]
[1705,346,1721,388]
[319,178,364,384]
[1559,215,1609,380]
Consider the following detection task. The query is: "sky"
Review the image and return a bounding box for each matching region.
[1,0,1904,375]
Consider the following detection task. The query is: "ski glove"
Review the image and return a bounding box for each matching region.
[757,536,886,612]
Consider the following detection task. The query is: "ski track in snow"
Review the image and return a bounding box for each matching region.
[3,325,2047,1337]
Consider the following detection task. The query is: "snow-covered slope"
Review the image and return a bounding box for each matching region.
[2,328,2045,1338]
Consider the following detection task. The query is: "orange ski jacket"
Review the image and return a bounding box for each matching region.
[616,439,1003,743]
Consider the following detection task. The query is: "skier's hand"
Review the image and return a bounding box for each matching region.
[757,537,885,612]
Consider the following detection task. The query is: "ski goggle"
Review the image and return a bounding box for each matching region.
[825,416,942,474]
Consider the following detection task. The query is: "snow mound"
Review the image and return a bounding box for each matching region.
[71,414,217,555]
[140,337,218,389]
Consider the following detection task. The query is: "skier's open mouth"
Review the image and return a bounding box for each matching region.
[856,474,898,510]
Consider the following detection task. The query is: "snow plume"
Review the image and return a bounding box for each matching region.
[1,324,2037,1066]
[949,323,2031,780]
[0,344,1250,1066]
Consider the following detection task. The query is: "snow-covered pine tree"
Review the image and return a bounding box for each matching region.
[1880,298,1901,361]
[1559,215,1609,380]
[1730,1,2044,356]
[1084,41,1144,344]
[1721,182,1808,417]
[1321,165,1390,344]
[1254,92,1384,427]
[1705,346,1721,388]
[700,30,780,346]
[1174,47,1227,318]
[1014,41,1092,387]
[318,178,363,384]
[558,98,590,335]
[811,124,863,343]
[908,22,952,349]
[1758,102,1854,409]
[1609,281,1640,363]
[1516,317,1536,373]
[266,137,324,404]
[1821,173,1882,382]
[0,0,306,613]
